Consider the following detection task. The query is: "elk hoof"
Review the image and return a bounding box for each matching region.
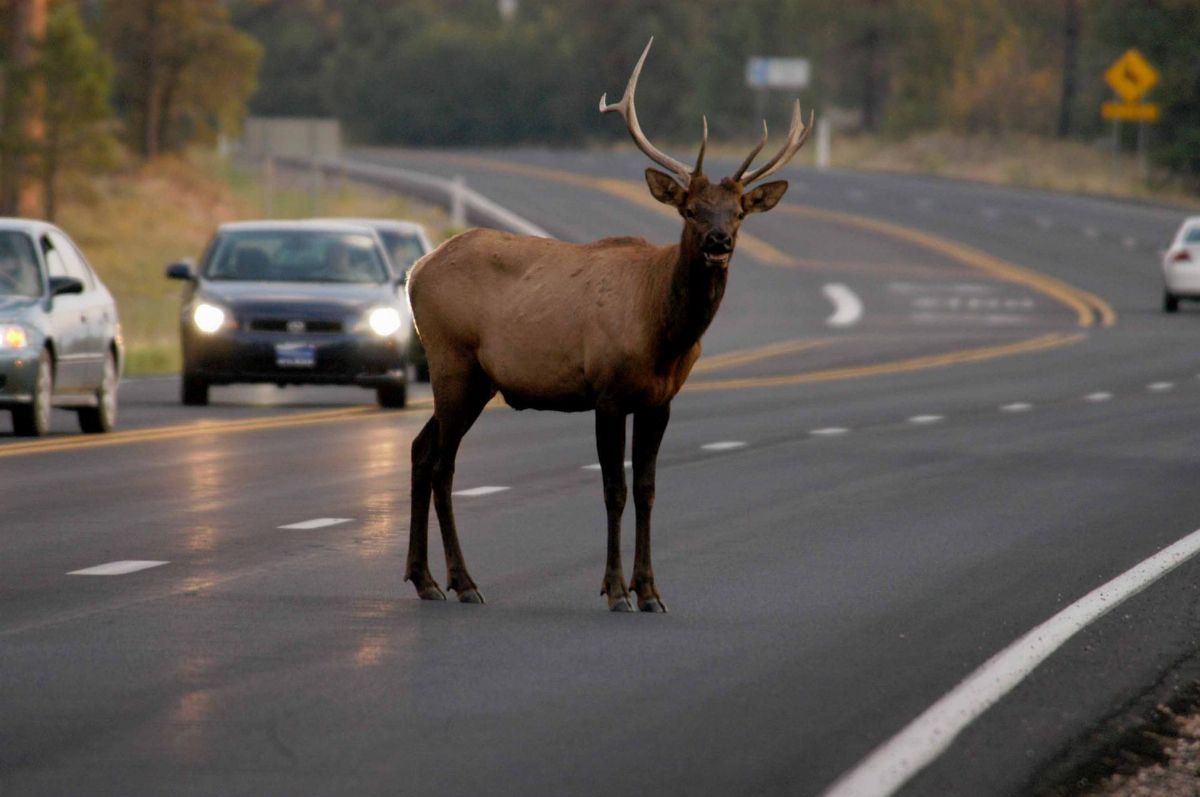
[457,588,486,605]
[608,595,635,612]
[416,584,447,601]
[638,597,668,613]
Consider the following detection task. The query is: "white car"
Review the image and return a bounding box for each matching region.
[1162,216,1200,313]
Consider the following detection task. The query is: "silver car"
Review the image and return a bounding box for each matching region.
[0,219,122,436]
[1162,215,1200,313]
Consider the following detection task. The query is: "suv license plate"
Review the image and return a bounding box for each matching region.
[276,342,316,368]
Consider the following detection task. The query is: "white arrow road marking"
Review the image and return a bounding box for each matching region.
[279,517,353,530]
[69,561,168,576]
[823,284,863,328]
[453,486,510,497]
[822,526,1200,797]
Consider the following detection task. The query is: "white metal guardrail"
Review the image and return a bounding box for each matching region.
[277,156,552,240]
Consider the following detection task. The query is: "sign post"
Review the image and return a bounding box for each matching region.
[746,56,812,161]
[1101,49,1161,183]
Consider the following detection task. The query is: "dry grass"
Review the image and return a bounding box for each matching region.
[55,152,451,375]
[827,130,1200,207]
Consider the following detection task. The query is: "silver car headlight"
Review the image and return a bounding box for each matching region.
[192,302,228,334]
[0,323,30,350]
[367,306,403,337]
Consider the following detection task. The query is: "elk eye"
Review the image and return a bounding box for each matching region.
[684,208,696,220]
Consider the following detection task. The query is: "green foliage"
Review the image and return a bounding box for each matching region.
[104,0,263,157]
[37,0,118,219]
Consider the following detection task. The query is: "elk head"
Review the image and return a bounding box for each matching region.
[600,37,813,269]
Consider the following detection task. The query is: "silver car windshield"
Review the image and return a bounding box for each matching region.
[0,231,41,297]
[205,230,389,283]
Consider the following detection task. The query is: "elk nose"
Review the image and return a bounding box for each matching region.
[704,230,732,253]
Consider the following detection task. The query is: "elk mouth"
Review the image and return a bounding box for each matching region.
[702,250,732,268]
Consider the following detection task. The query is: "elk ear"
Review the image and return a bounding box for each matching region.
[645,168,687,209]
[742,180,788,214]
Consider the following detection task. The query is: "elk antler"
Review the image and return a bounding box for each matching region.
[600,37,702,185]
[732,100,814,185]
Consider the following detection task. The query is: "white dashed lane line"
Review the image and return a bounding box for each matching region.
[701,441,748,452]
[1148,382,1174,392]
[68,561,169,576]
[810,428,850,437]
[1000,403,1033,413]
[907,415,944,425]
[581,461,632,471]
[1084,392,1114,403]
[279,517,353,530]
[453,486,511,497]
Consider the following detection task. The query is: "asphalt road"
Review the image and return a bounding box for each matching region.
[3,147,1200,797]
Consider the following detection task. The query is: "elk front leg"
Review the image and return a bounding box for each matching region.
[631,403,670,612]
[596,409,633,611]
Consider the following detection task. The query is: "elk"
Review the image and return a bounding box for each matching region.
[404,38,811,611]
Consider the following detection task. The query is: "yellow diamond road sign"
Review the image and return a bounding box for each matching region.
[1105,48,1160,103]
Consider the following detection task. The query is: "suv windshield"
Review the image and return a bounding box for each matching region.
[0,231,42,297]
[378,230,427,271]
[204,230,388,283]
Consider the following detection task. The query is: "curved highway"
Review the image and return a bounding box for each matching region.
[2,148,1198,797]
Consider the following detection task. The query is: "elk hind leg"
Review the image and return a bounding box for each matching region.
[431,363,494,604]
[406,417,446,600]
[631,403,670,613]
[596,409,633,612]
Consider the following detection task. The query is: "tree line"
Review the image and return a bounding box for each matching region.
[2,0,1199,217]
[0,0,260,218]
[233,0,1200,189]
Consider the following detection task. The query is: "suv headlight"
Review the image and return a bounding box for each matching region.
[367,306,402,337]
[0,323,29,350]
[192,302,228,334]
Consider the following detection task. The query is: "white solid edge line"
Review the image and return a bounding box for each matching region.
[821,526,1200,797]
[279,517,354,530]
[823,284,864,328]
[453,486,510,497]
[68,560,169,576]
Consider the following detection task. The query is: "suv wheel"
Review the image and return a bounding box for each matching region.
[182,371,209,406]
[377,382,407,409]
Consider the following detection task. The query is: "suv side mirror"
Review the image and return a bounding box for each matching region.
[49,276,83,296]
[166,261,196,281]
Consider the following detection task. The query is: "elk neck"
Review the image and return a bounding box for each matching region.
[654,231,729,371]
